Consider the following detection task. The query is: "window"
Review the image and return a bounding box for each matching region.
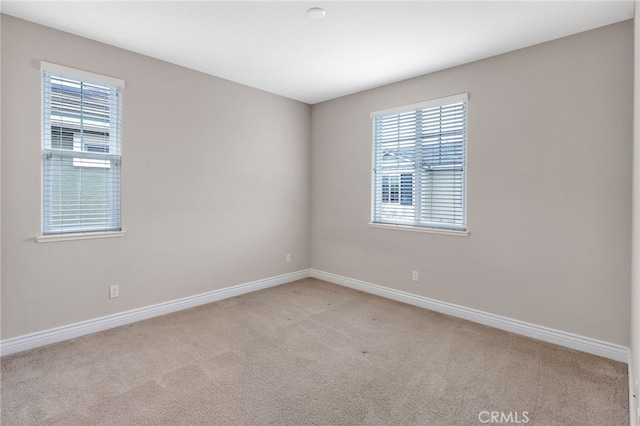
[42,62,124,236]
[371,93,467,232]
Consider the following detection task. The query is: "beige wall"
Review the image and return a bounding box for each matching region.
[310,21,633,347]
[0,15,311,339]
[1,14,634,353]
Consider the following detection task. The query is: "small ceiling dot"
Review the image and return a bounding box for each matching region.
[307,7,326,19]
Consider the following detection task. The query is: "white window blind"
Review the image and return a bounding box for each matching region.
[42,63,123,235]
[371,93,467,231]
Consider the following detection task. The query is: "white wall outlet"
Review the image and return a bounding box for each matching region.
[286,254,291,263]
[412,271,419,281]
[109,284,119,298]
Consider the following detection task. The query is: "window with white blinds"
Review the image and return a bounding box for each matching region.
[42,63,123,235]
[371,93,467,232]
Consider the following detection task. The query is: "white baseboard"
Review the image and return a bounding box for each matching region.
[0,270,310,357]
[2,268,630,364]
[310,269,630,363]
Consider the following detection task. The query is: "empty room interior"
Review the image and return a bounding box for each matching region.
[2,1,640,425]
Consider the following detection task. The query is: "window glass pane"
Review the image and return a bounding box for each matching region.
[44,155,120,233]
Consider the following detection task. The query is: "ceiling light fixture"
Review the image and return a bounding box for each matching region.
[307,7,326,19]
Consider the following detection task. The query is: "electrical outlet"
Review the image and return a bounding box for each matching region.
[109,284,119,299]
[286,254,291,263]
[412,271,419,281]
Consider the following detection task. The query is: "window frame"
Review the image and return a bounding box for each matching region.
[38,62,125,243]
[369,93,469,236]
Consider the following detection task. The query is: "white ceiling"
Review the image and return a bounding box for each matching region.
[1,1,635,104]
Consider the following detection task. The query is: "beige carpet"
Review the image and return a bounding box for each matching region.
[1,278,629,425]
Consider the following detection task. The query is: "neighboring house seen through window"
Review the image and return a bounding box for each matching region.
[381,174,413,205]
[371,93,468,232]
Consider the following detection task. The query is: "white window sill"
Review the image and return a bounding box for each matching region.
[37,230,125,243]
[368,223,469,237]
